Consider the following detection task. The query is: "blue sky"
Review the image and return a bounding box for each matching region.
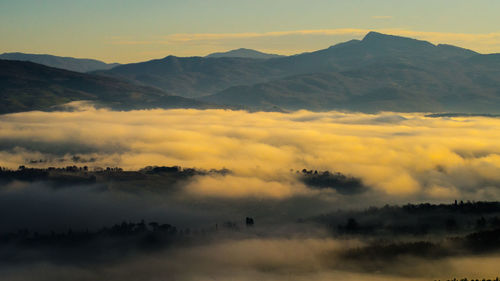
[1,0,500,62]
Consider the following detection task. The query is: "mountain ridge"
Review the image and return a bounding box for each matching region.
[206,48,284,59]
[0,52,120,72]
[0,59,211,114]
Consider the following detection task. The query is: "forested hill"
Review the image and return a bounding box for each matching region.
[0,60,211,114]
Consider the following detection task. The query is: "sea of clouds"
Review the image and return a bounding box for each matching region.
[1,106,500,201]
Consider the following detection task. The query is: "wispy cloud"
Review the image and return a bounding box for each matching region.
[107,28,500,58]
[372,16,392,20]
[161,28,500,50]
[162,28,369,42]
[110,40,157,45]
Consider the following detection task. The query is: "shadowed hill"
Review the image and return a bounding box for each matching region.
[93,56,288,97]
[203,57,500,113]
[0,52,120,72]
[0,60,211,114]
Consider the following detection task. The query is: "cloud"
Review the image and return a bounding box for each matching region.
[185,175,310,199]
[2,108,500,201]
[109,28,500,55]
[109,40,157,46]
[162,28,369,42]
[372,16,392,20]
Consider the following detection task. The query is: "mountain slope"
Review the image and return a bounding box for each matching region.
[200,32,500,113]
[0,52,120,72]
[0,60,209,114]
[206,48,284,59]
[93,56,288,97]
[203,58,500,113]
[261,32,478,74]
[95,32,479,99]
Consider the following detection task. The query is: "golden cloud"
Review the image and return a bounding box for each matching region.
[1,108,500,199]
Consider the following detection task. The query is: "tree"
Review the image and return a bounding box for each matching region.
[246,217,254,227]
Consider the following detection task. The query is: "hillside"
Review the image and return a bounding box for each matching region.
[0,60,209,114]
[203,58,500,113]
[93,56,290,97]
[0,52,120,72]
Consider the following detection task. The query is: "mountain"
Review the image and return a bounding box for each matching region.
[0,52,120,72]
[206,48,284,59]
[0,60,210,114]
[259,32,478,75]
[201,32,500,113]
[95,32,479,100]
[93,56,288,97]
[203,59,500,113]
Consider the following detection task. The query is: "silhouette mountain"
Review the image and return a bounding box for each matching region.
[0,60,210,114]
[206,48,284,59]
[0,52,120,72]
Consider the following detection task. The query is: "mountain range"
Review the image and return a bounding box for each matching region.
[2,32,500,114]
[0,52,120,72]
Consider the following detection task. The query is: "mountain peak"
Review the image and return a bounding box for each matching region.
[0,52,119,72]
[363,31,385,40]
[206,48,284,59]
[362,31,418,43]
[360,31,437,52]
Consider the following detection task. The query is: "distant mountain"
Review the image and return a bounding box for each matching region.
[93,56,288,97]
[202,33,500,113]
[200,33,499,113]
[0,60,210,114]
[0,52,120,72]
[203,60,500,113]
[206,48,284,59]
[95,32,479,100]
[259,32,478,75]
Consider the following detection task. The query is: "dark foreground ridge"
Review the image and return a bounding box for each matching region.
[0,59,214,114]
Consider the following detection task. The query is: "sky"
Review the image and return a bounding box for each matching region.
[1,0,500,63]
